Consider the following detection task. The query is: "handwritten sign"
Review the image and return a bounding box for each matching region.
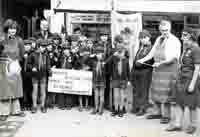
[48,69,93,96]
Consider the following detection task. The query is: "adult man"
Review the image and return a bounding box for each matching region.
[34,19,53,40]
[137,20,181,124]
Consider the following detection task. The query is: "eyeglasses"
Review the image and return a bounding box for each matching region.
[182,32,189,37]
[160,29,168,32]
[139,36,147,39]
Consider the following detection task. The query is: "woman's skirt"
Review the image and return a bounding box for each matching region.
[175,77,200,108]
[0,60,23,100]
[150,63,177,104]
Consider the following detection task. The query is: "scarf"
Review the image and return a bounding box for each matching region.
[62,56,67,69]
[118,58,122,76]
[96,60,102,76]
[38,53,46,71]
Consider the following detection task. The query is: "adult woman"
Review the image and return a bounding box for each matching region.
[137,20,181,124]
[0,19,25,121]
[166,28,200,135]
[131,30,154,116]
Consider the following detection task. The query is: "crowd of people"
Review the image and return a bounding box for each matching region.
[0,18,200,136]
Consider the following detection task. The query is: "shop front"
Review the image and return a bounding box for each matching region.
[67,13,111,40]
[52,0,200,42]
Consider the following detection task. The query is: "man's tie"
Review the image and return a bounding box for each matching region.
[63,57,67,68]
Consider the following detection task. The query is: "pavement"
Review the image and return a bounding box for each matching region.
[0,107,194,137]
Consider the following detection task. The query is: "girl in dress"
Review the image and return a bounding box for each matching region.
[90,45,106,115]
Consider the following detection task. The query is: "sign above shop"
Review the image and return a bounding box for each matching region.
[70,13,111,24]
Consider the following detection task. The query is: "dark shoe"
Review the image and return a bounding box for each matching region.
[66,106,72,110]
[160,117,170,124]
[185,126,196,134]
[85,106,91,111]
[122,107,126,114]
[21,107,25,111]
[146,114,162,120]
[131,108,139,114]
[41,107,47,113]
[91,110,98,115]
[111,111,118,117]
[31,107,37,114]
[59,107,65,110]
[98,110,104,115]
[118,110,124,117]
[136,109,145,116]
[165,126,182,132]
[78,107,83,112]
[0,115,8,121]
[12,112,26,117]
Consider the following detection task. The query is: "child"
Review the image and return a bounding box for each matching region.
[78,38,92,112]
[46,42,59,109]
[29,37,37,53]
[57,48,74,110]
[107,35,130,117]
[31,40,51,113]
[70,35,82,108]
[131,30,154,116]
[90,45,106,115]
[20,39,34,111]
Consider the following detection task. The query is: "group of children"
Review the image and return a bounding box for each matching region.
[20,33,131,117]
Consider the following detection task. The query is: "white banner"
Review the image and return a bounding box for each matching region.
[48,69,93,96]
[111,11,142,68]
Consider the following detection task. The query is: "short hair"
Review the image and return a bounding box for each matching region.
[73,27,81,33]
[3,19,18,33]
[159,20,171,31]
[183,27,197,42]
[40,19,48,26]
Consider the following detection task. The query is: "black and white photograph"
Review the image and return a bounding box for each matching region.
[0,0,200,137]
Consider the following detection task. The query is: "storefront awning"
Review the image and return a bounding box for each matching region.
[53,0,111,13]
[117,0,200,13]
[54,0,200,14]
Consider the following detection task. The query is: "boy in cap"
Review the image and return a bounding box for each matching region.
[45,39,59,109]
[57,47,74,110]
[20,39,34,111]
[30,40,51,113]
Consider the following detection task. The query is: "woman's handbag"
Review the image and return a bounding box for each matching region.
[5,59,21,78]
